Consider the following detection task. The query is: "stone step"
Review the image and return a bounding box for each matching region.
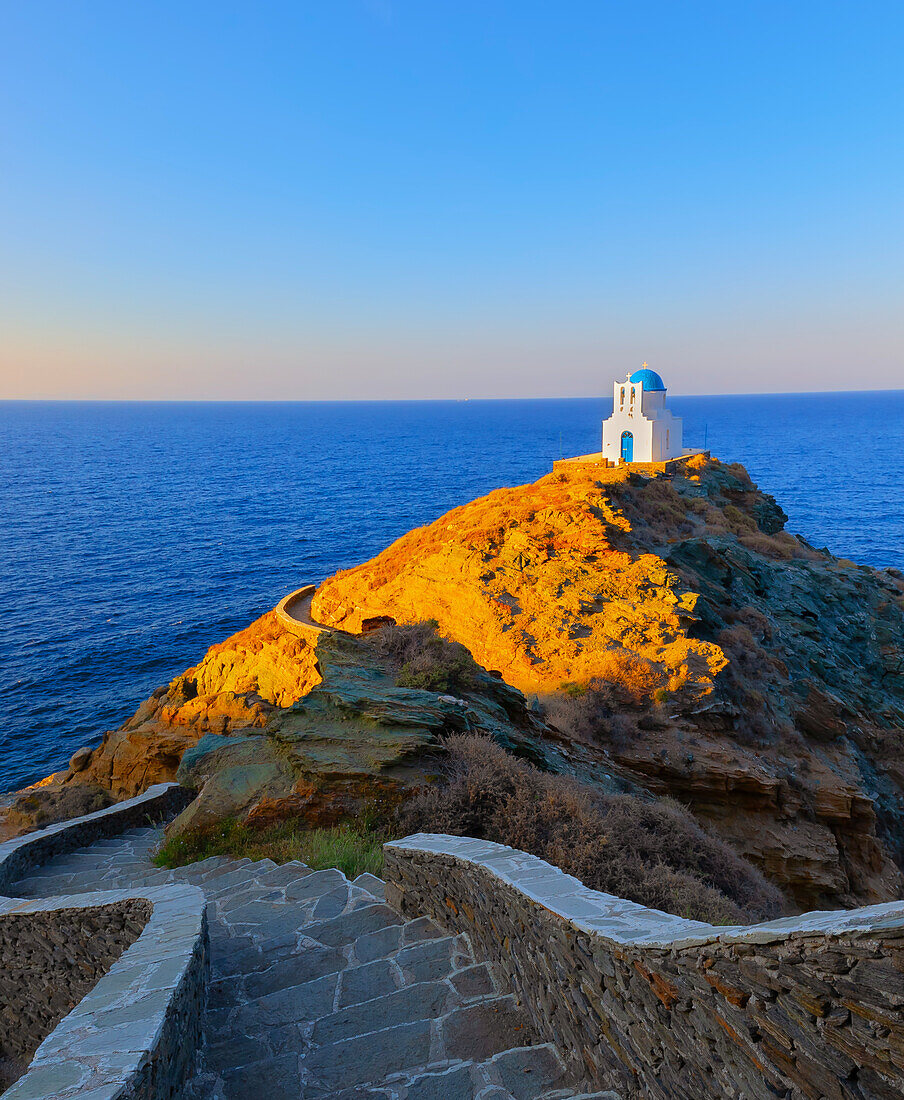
[10,826,589,1100]
[474,1043,571,1100]
[165,856,236,880]
[314,979,456,1046]
[350,912,445,966]
[251,860,310,889]
[438,995,534,1064]
[11,873,78,896]
[282,865,348,902]
[352,871,386,900]
[395,932,472,984]
[306,1041,572,1100]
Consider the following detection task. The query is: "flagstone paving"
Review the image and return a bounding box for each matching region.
[11,828,620,1100]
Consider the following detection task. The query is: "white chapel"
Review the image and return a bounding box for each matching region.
[601,365,686,464]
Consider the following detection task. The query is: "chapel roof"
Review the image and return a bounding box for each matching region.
[629,368,666,391]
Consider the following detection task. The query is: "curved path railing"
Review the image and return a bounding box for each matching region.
[274,584,334,643]
[0,784,207,1100]
[385,833,904,1100]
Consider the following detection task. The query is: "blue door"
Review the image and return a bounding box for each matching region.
[620,431,633,462]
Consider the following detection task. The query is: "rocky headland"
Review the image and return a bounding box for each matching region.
[9,454,904,914]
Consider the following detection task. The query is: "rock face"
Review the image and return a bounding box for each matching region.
[314,455,904,910]
[167,630,592,836]
[313,457,728,697]
[73,610,321,799]
[61,616,593,842]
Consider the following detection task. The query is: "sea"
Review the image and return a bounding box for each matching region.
[1,391,903,793]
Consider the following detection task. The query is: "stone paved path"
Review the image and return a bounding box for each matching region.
[11,828,619,1100]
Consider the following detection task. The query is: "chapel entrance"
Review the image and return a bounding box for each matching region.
[620,431,633,463]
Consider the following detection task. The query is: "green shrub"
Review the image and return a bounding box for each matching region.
[370,620,480,694]
[399,734,783,925]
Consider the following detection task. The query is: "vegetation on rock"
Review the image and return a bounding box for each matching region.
[153,818,386,879]
[371,620,481,694]
[4,782,114,834]
[313,457,731,697]
[399,734,783,925]
[312,455,904,910]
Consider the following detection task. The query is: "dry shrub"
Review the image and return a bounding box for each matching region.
[726,462,754,485]
[595,650,664,701]
[369,620,480,694]
[616,479,695,540]
[543,680,639,748]
[544,653,666,718]
[718,624,759,665]
[738,533,794,561]
[701,505,730,532]
[721,504,758,534]
[731,605,773,643]
[399,735,783,925]
[773,530,824,562]
[8,784,114,832]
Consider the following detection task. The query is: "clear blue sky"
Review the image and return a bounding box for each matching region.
[1,1,902,398]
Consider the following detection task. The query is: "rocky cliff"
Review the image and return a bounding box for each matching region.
[313,454,904,909]
[65,611,321,799]
[44,616,608,842]
[11,454,904,913]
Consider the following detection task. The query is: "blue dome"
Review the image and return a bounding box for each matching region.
[629,368,666,391]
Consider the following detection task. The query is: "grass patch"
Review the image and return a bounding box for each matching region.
[153,818,388,880]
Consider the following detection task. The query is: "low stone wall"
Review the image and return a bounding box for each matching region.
[551,453,708,479]
[0,902,150,1091]
[0,783,192,896]
[0,885,207,1100]
[274,584,331,643]
[385,834,904,1100]
[0,785,207,1100]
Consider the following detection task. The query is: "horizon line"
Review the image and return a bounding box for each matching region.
[1,386,903,405]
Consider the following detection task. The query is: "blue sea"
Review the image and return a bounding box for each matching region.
[1,392,902,793]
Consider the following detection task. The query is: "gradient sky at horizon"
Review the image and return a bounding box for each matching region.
[2,1,902,400]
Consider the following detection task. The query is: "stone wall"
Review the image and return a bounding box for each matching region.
[0,902,150,1091]
[274,584,331,643]
[0,884,207,1100]
[0,782,192,895]
[0,786,208,1100]
[551,453,707,479]
[385,833,904,1100]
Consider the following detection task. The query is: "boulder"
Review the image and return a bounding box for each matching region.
[68,746,93,772]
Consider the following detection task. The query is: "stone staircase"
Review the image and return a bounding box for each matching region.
[11,828,619,1100]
